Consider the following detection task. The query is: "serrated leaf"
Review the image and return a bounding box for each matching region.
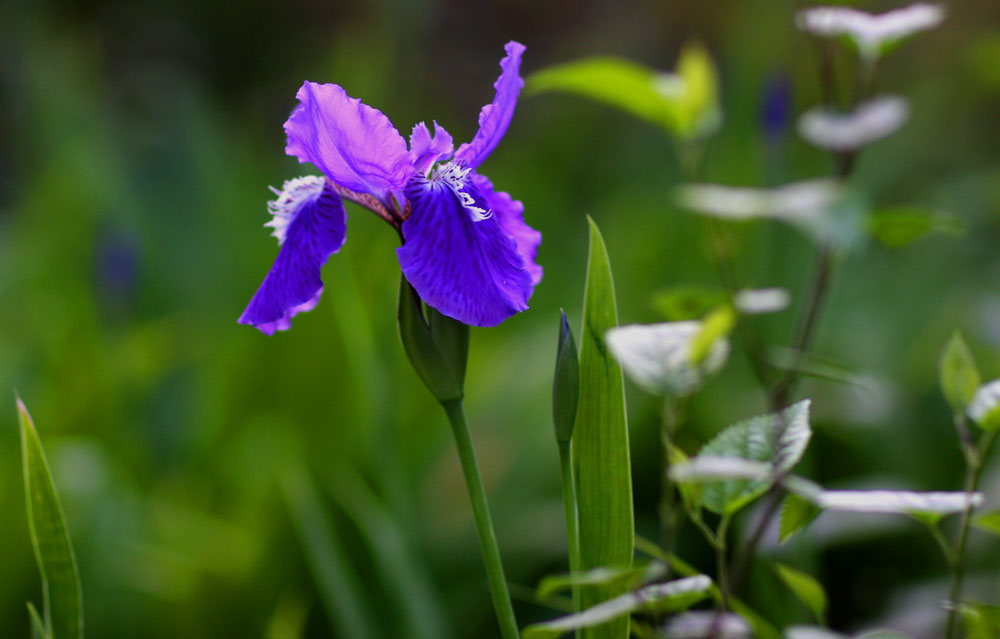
[868,206,964,249]
[652,286,728,321]
[572,217,634,639]
[553,310,580,444]
[773,563,827,623]
[698,400,812,515]
[537,562,666,601]
[18,399,83,639]
[780,492,822,543]
[523,576,712,639]
[940,332,980,415]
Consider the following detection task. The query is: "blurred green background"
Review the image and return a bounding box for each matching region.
[3,0,1000,637]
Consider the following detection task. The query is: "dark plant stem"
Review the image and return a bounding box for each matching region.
[441,399,520,639]
[945,429,998,639]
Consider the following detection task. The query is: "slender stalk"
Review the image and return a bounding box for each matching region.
[557,441,582,615]
[441,399,520,639]
[945,429,998,639]
[715,514,732,613]
[659,396,682,554]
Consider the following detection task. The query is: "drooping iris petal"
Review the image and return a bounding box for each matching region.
[410,122,454,174]
[239,177,347,335]
[397,171,534,327]
[453,41,526,169]
[470,172,542,286]
[284,82,413,203]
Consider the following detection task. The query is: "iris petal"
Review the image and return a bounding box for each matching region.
[470,172,542,287]
[397,173,533,327]
[239,180,347,335]
[453,41,526,169]
[410,122,454,174]
[284,82,413,204]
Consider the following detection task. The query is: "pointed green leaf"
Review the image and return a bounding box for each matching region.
[940,332,980,415]
[553,310,580,444]
[27,602,48,639]
[698,400,812,514]
[972,510,1000,537]
[18,399,82,639]
[526,43,720,139]
[524,576,711,639]
[780,492,822,543]
[572,217,634,639]
[868,206,964,249]
[773,563,827,623]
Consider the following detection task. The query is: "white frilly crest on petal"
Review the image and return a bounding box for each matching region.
[265,175,326,245]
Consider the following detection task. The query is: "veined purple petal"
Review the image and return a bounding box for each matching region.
[453,41,526,169]
[397,168,534,327]
[239,177,347,335]
[410,122,454,174]
[284,82,413,204]
[470,172,542,287]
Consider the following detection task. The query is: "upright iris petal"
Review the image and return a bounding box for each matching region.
[453,42,526,169]
[410,122,455,174]
[284,82,414,205]
[239,177,347,335]
[398,169,533,327]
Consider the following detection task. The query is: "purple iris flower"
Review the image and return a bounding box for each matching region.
[239,42,541,335]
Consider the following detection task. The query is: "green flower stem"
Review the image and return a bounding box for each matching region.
[441,399,520,639]
[557,441,582,615]
[945,428,998,639]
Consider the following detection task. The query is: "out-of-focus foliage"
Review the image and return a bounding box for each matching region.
[2,0,1000,637]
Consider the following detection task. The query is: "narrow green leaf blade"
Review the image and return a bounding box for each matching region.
[780,492,822,543]
[18,399,82,639]
[773,563,827,623]
[573,218,634,639]
[553,310,580,444]
[940,332,980,415]
[27,602,48,639]
[397,277,465,402]
[282,469,378,639]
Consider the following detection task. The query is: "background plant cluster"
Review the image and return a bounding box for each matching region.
[3,0,1000,637]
